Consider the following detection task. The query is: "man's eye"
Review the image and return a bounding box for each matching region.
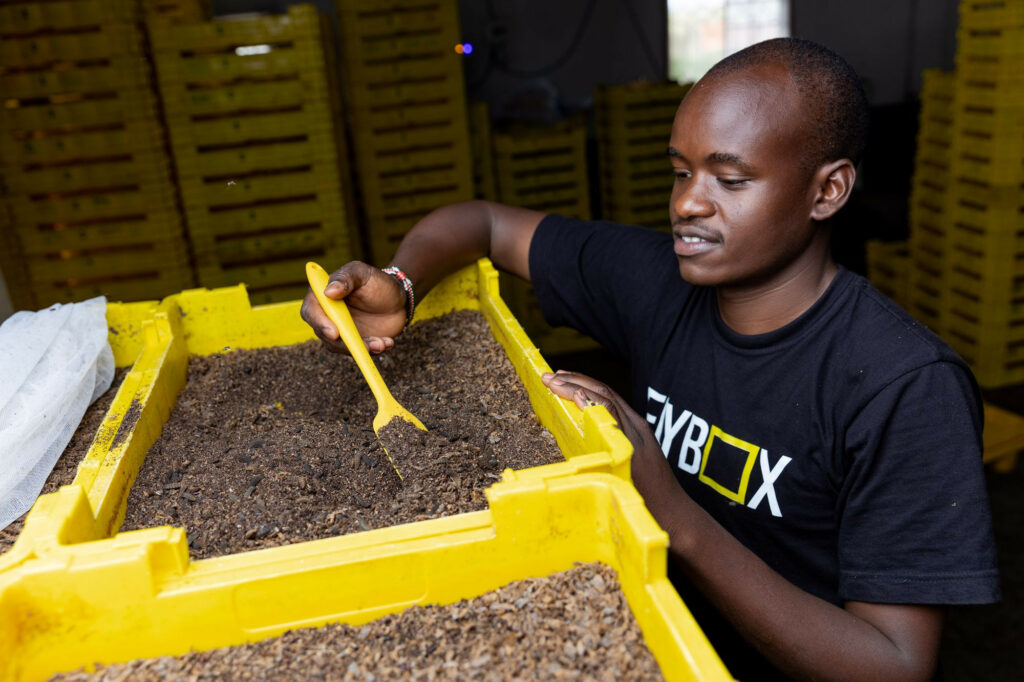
[718,178,749,186]
[672,169,691,179]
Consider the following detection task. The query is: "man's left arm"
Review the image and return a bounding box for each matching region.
[542,370,949,682]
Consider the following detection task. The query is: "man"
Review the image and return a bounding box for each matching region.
[302,38,999,680]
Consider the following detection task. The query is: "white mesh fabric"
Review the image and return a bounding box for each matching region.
[0,297,114,530]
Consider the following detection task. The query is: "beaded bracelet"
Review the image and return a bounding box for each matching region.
[381,265,415,327]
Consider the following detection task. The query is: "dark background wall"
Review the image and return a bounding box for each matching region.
[209,0,959,105]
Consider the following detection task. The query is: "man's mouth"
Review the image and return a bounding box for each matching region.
[673,228,721,256]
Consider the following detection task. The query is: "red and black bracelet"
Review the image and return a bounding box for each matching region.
[381,265,415,327]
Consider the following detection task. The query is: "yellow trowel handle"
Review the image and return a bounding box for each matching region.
[306,261,393,407]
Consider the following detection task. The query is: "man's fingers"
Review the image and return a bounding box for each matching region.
[541,371,618,413]
[365,336,395,354]
[325,261,376,300]
[300,291,338,338]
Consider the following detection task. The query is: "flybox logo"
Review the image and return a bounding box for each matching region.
[645,387,791,517]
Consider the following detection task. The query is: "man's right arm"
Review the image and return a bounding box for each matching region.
[300,200,546,353]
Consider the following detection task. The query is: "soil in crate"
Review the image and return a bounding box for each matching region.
[120,310,565,558]
[0,369,128,555]
[54,562,665,681]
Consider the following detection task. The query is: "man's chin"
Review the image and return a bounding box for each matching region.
[676,260,722,288]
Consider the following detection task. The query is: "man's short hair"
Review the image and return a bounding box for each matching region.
[704,37,870,170]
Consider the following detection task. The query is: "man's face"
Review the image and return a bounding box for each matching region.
[667,62,824,290]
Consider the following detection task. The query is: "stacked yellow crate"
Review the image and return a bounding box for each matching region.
[0,198,33,311]
[492,118,596,354]
[148,5,360,304]
[595,81,692,231]
[493,119,591,219]
[0,0,192,309]
[468,100,498,201]
[138,0,210,22]
[334,0,475,266]
[942,0,1024,387]
[907,69,956,330]
[866,240,911,309]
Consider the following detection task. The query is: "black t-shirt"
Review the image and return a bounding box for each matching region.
[529,215,1000,674]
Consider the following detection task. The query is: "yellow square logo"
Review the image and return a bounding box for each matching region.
[698,426,760,503]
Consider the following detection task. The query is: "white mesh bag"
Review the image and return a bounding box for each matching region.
[0,296,114,531]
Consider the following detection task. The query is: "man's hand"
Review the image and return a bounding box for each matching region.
[300,261,407,355]
[540,369,678,505]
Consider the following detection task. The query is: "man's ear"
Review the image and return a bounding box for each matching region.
[810,159,856,221]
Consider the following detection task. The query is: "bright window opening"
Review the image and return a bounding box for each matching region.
[668,0,789,84]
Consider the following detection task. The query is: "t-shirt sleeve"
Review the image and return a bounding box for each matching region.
[528,214,677,359]
[837,361,1000,605]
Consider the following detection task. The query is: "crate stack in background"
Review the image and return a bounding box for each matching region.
[0,199,33,311]
[0,0,193,309]
[491,118,595,353]
[941,0,1024,387]
[865,240,911,309]
[595,81,691,231]
[334,0,475,266]
[905,69,956,330]
[138,0,210,23]
[468,100,498,201]
[148,5,359,304]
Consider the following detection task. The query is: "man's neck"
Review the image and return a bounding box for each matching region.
[716,259,838,336]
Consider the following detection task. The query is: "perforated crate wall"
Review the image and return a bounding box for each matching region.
[0,0,193,309]
[148,4,360,302]
[595,81,692,230]
[334,0,475,266]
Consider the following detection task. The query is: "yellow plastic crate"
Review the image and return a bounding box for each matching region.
[339,23,459,64]
[955,52,1024,83]
[468,99,497,201]
[0,471,730,681]
[957,25,1024,56]
[350,115,471,157]
[960,0,1024,29]
[14,211,185,255]
[149,4,319,50]
[195,246,355,292]
[29,265,196,308]
[335,1,457,36]
[347,70,465,108]
[602,204,668,229]
[8,184,178,226]
[167,128,339,176]
[154,44,329,84]
[176,160,344,208]
[866,240,910,308]
[352,136,473,175]
[139,0,210,22]
[0,120,165,165]
[0,0,137,35]
[1,150,171,196]
[159,76,332,119]
[24,238,191,284]
[183,191,350,239]
[348,95,468,130]
[0,90,159,132]
[982,401,1024,471]
[361,162,473,196]
[361,184,473,221]
[0,261,634,569]
[163,104,337,149]
[0,24,147,66]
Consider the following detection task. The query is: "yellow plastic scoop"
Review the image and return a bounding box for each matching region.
[306,261,426,480]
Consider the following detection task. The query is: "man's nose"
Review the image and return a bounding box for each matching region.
[672,178,714,219]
